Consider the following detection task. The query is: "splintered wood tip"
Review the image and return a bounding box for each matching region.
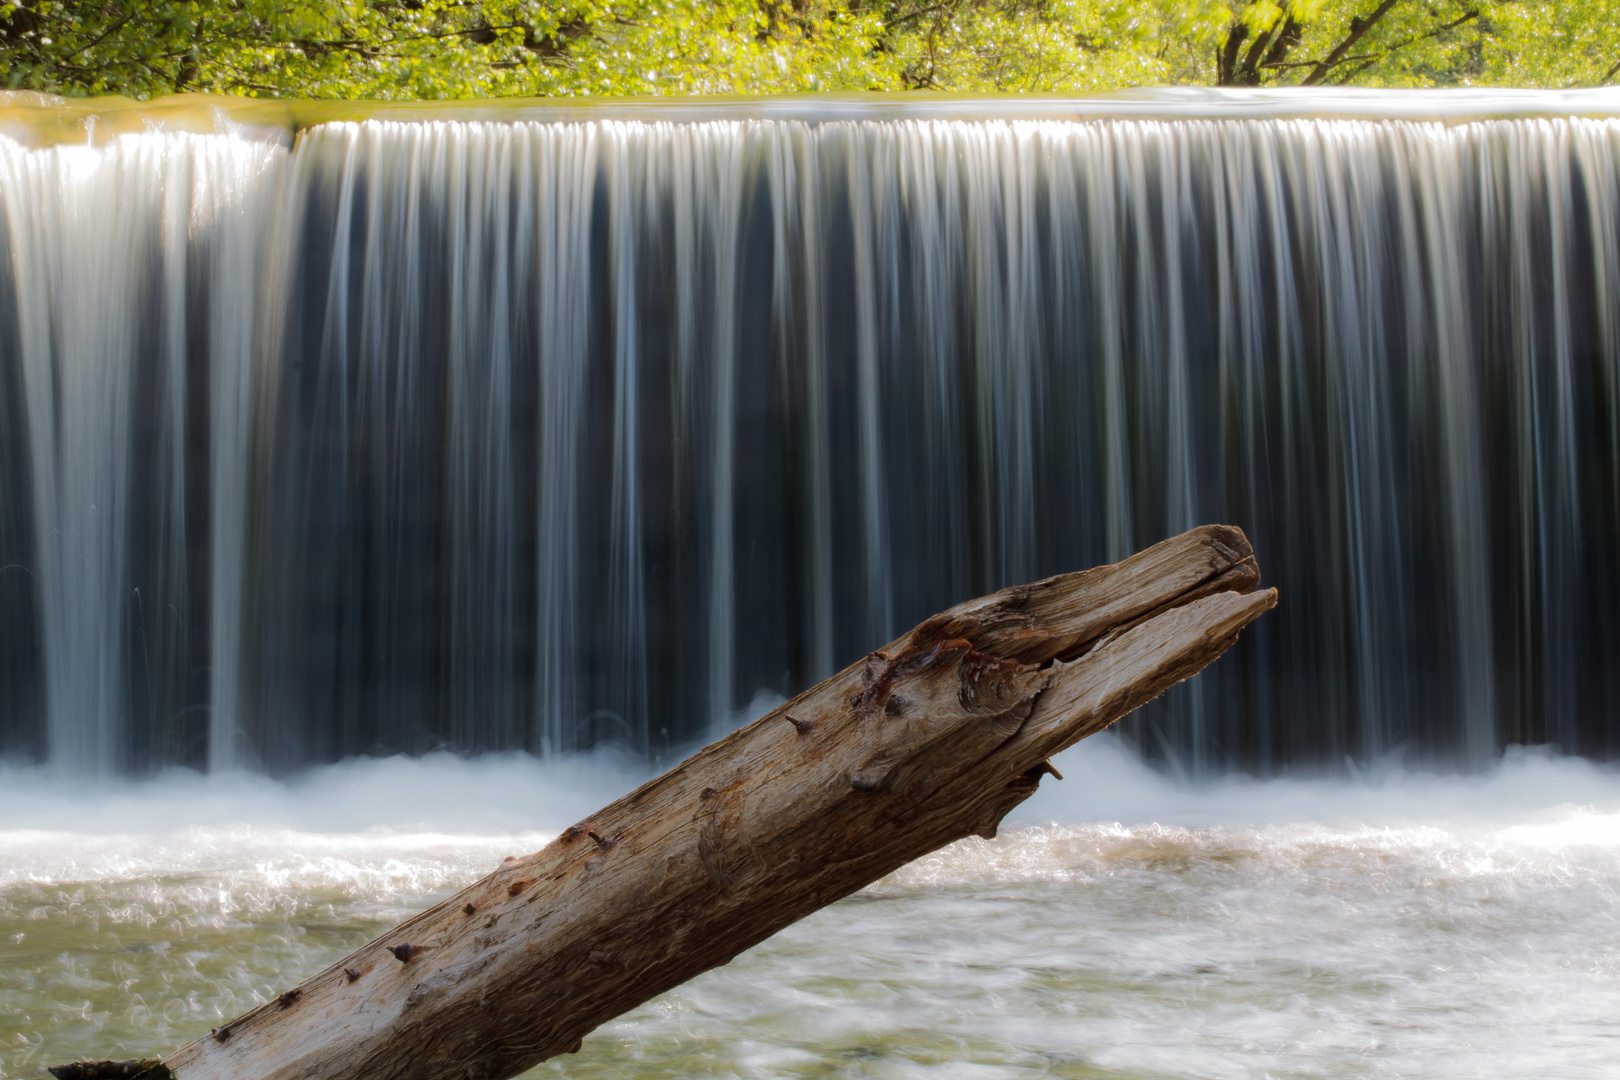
[48,1061,171,1080]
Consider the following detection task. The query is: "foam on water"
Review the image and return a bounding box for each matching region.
[6,731,1618,886]
[4,736,1619,1078]
[0,749,642,889]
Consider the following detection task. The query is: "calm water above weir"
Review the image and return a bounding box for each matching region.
[3,737,1618,1080]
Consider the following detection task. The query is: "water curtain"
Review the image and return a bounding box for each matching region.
[2,109,1617,775]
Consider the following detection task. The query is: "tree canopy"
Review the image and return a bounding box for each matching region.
[1,0,1616,100]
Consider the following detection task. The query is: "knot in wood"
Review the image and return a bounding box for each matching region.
[851,640,971,718]
[957,651,1040,714]
[848,770,885,793]
[907,612,984,647]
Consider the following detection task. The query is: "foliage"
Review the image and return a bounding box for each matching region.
[1480,1,1620,88]
[1199,0,1620,87]
[0,0,1615,100]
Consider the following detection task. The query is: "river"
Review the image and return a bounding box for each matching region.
[4,734,1617,1079]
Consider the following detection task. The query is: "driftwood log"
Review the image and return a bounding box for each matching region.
[54,525,1275,1080]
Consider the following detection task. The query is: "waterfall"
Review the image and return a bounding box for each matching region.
[2,104,1618,775]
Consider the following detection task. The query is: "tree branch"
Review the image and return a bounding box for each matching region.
[1240,12,1281,81]
[1285,7,1478,83]
[1217,22,1247,85]
[61,527,1275,1080]
[884,2,951,31]
[1221,3,1306,87]
[1261,16,1304,74]
[1301,0,1401,86]
[1330,58,1378,85]
[58,10,138,60]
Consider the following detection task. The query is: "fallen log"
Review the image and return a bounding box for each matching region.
[54,524,1275,1080]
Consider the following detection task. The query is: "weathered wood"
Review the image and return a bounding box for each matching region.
[69,525,1275,1080]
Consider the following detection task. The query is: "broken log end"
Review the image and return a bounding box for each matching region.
[48,1061,171,1080]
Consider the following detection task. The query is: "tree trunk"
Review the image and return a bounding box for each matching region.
[59,524,1276,1080]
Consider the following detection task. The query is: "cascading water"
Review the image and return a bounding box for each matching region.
[2,97,1619,777]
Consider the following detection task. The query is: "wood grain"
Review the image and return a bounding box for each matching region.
[99,525,1275,1080]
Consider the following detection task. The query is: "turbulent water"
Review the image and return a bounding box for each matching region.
[2,736,1618,1079]
[4,93,1620,777]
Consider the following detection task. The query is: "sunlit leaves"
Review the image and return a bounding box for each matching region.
[0,0,1615,99]
[1478,1,1620,88]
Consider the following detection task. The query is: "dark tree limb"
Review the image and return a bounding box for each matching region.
[47,1061,170,1080]
[1301,0,1402,85]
